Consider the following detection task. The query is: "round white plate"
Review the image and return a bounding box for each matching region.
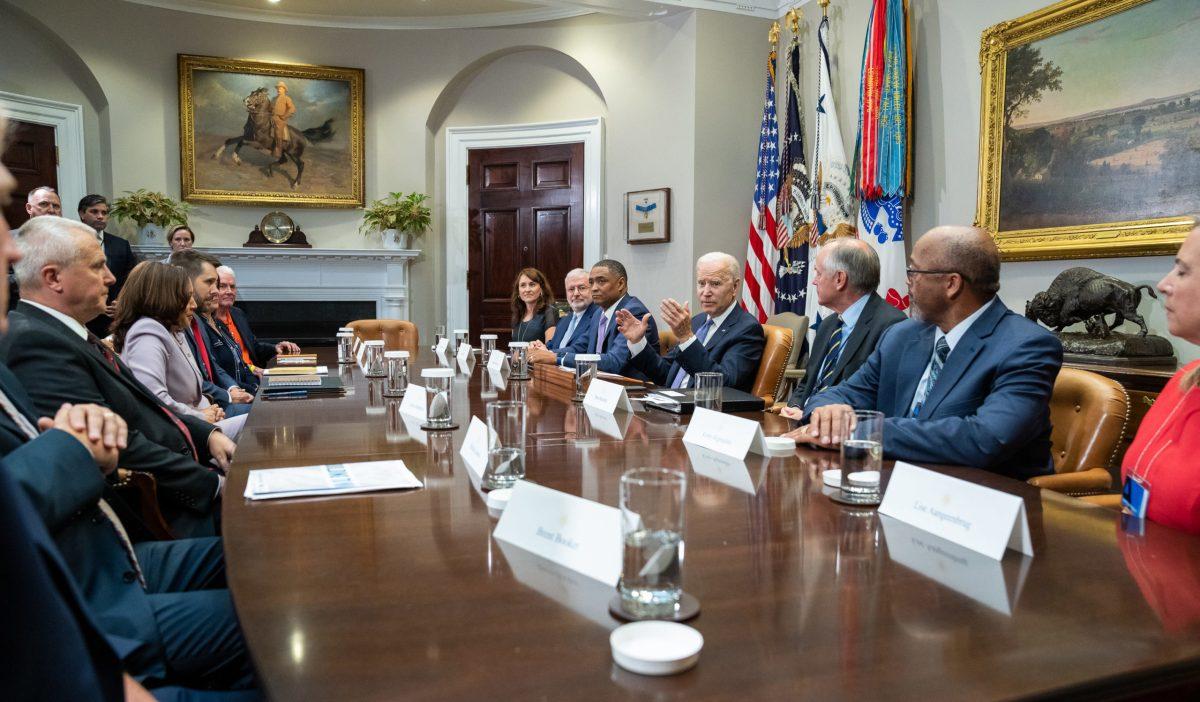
[822,469,842,488]
[610,621,703,676]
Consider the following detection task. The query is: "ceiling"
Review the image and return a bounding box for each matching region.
[120,0,794,29]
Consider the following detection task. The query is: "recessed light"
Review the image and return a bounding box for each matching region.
[267,0,280,4]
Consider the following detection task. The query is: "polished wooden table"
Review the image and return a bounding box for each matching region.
[225,355,1200,700]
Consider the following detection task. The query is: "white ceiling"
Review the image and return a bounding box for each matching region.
[120,0,800,29]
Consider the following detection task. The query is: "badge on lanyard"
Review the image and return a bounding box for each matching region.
[1122,476,1150,519]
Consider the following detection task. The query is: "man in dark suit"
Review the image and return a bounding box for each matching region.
[1,216,235,537]
[528,267,598,364]
[616,252,764,392]
[788,226,1062,478]
[783,238,906,412]
[215,265,300,370]
[78,195,138,337]
[554,259,659,380]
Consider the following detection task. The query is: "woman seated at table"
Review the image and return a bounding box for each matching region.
[511,267,560,343]
[112,262,247,437]
[1120,224,1200,534]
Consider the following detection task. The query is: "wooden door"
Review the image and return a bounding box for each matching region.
[468,142,584,342]
[1,120,58,229]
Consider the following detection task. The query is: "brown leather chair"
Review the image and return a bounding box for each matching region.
[658,329,677,357]
[1027,367,1129,497]
[112,469,175,541]
[749,324,793,405]
[765,312,809,405]
[346,319,420,355]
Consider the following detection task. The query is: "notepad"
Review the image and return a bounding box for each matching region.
[265,374,322,388]
[275,354,319,365]
[243,460,422,500]
[263,365,329,376]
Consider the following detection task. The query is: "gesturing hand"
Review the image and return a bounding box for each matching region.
[37,403,126,474]
[615,308,650,345]
[660,298,693,342]
[207,431,237,473]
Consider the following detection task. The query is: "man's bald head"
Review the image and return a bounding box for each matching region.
[915,226,1000,298]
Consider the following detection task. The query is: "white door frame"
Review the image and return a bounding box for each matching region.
[445,117,604,334]
[0,91,87,214]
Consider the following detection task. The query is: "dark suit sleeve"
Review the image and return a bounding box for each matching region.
[557,318,594,366]
[674,318,763,391]
[803,324,895,418]
[2,429,102,531]
[881,331,1062,470]
[596,300,658,375]
[628,345,674,386]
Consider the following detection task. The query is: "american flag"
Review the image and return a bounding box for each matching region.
[740,50,781,323]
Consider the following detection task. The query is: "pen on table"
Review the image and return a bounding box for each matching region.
[265,390,308,399]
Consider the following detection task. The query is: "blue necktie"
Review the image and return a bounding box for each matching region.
[670,316,713,389]
[912,337,951,418]
[559,314,580,349]
[595,313,610,353]
[814,320,845,392]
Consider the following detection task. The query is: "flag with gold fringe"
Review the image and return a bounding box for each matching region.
[773,12,813,316]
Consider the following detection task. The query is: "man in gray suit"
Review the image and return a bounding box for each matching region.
[782,237,906,416]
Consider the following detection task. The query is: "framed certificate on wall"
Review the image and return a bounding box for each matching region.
[625,188,670,245]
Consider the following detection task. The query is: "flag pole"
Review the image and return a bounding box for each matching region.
[819,0,830,19]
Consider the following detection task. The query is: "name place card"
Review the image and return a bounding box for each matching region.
[354,339,367,369]
[684,442,765,495]
[399,383,428,419]
[584,403,632,440]
[493,480,622,586]
[436,337,450,357]
[487,350,510,374]
[682,407,768,459]
[582,378,633,414]
[459,416,496,481]
[456,342,473,366]
[879,462,1034,561]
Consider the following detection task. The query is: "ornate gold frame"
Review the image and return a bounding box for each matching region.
[976,0,1191,261]
[178,54,364,208]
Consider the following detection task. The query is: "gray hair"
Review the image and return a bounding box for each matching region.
[26,185,58,204]
[216,265,236,280]
[564,267,588,283]
[696,251,740,280]
[823,238,880,294]
[12,215,95,288]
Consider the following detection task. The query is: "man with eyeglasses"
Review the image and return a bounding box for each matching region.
[529,268,598,362]
[782,226,1062,478]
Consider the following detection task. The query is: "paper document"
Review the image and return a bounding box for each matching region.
[244,460,422,500]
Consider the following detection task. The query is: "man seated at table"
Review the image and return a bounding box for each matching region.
[615,252,763,392]
[783,226,1062,479]
[547,259,660,380]
[170,250,260,397]
[215,265,301,374]
[1,216,233,537]
[528,267,597,364]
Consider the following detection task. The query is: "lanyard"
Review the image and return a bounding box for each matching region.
[1129,387,1194,484]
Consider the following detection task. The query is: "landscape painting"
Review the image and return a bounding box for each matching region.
[977,0,1197,260]
[179,55,364,207]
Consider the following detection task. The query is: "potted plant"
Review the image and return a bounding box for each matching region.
[359,191,431,250]
[109,189,192,245]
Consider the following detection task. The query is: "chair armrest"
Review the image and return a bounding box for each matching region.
[783,368,806,379]
[1027,467,1112,496]
[112,469,176,541]
[1080,493,1122,510]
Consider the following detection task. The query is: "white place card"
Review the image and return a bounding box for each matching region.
[436,337,450,357]
[459,416,496,481]
[582,378,633,414]
[682,407,768,459]
[495,538,615,629]
[485,368,507,393]
[487,350,510,374]
[584,404,632,440]
[493,480,622,586]
[684,442,768,495]
[355,340,367,369]
[879,462,1034,561]
[456,342,473,366]
[398,410,427,446]
[399,383,427,419]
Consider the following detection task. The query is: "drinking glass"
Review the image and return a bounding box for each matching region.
[840,410,884,503]
[453,329,469,355]
[363,340,386,377]
[483,400,527,490]
[383,350,409,397]
[336,331,355,364]
[432,324,447,352]
[365,378,385,415]
[421,367,455,428]
[573,353,600,402]
[385,399,406,443]
[693,372,724,412]
[508,341,530,379]
[480,334,497,358]
[619,468,687,619]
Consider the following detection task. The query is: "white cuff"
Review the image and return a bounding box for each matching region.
[677,335,698,352]
[628,337,648,356]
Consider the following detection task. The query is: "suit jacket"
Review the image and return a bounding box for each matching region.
[789,292,907,408]
[559,295,660,380]
[122,317,212,421]
[204,316,259,394]
[0,365,127,700]
[225,305,277,368]
[86,232,138,337]
[629,304,764,392]
[805,299,1062,478]
[182,319,236,407]
[547,304,599,352]
[0,302,220,536]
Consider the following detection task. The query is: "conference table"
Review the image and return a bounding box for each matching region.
[224,352,1200,700]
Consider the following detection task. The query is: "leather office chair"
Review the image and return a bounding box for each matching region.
[1027,367,1129,497]
[346,319,420,355]
[765,312,809,403]
[112,469,175,541]
[749,324,793,405]
[659,329,676,357]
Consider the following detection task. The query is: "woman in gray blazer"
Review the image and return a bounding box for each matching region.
[112,262,245,436]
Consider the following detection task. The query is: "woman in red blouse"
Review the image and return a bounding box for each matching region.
[1121,226,1200,533]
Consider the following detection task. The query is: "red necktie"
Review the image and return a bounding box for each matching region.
[189,319,216,380]
[88,332,199,461]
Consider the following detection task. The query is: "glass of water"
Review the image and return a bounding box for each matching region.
[479,334,497,359]
[573,353,600,402]
[383,350,408,397]
[363,340,386,377]
[483,401,526,489]
[508,341,530,379]
[432,324,446,352]
[452,329,469,354]
[336,331,354,364]
[420,367,455,429]
[619,467,687,619]
[840,410,884,503]
[693,372,723,412]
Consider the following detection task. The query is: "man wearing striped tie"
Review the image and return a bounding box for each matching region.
[782,238,905,414]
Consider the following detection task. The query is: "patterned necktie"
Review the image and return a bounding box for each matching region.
[0,383,145,587]
[595,313,610,353]
[814,320,846,392]
[87,332,199,460]
[912,337,951,418]
[670,316,714,389]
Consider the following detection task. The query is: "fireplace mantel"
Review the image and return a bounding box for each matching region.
[134,245,420,320]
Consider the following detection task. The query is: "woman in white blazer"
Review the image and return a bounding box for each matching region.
[112,262,245,437]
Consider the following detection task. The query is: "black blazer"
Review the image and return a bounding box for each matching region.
[86,232,138,337]
[628,304,764,392]
[789,292,907,409]
[227,305,277,368]
[0,302,220,537]
[204,315,259,394]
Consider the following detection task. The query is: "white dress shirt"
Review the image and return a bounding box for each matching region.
[907,297,997,415]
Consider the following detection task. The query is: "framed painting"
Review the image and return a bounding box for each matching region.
[179,54,364,208]
[977,0,1198,260]
[625,188,671,245]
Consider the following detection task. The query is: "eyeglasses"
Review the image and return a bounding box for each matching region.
[905,267,968,281]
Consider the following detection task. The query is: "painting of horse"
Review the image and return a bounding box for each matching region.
[179,55,364,207]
